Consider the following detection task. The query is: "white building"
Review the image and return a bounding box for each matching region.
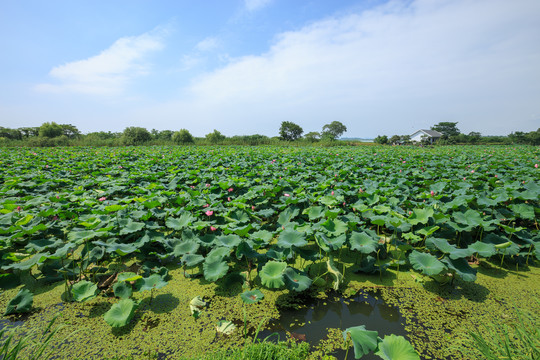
[410,129,443,144]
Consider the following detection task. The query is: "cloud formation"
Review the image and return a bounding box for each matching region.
[36,31,165,95]
[244,0,273,12]
[151,0,540,136]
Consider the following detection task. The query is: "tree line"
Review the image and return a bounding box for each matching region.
[374,122,540,145]
[0,121,348,147]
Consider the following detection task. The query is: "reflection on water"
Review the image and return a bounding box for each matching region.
[258,290,408,360]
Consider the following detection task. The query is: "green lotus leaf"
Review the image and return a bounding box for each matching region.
[104,299,138,327]
[113,281,133,299]
[4,288,33,315]
[166,213,193,230]
[235,241,259,260]
[117,272,143,282]
[259,261,287,289]
[305,206,326,220]
[277,229,307,248]
[468,241,497,258]
[173,241,200,256]
[441,257,477,282]
[408,208,433,225]
[226,223,252,237]
[283,267,312,292]
[215,234,242,248]
[342,325,379,358]
[88,246,105,262]
[349,232,378,254]
[203,259,229,282]
[453,209,483,228]
[72,280,98,302]
[206,247,231,262]
[240,289,264,304]
[216,320,236,335]
[3,253,48,271]
[409,251,446,276]
[228,210,250,223]
[425,238,473,259]
[277,207,300,226]
[416,225,440,237]
[137,274,168,292]
[67,230,102,243]
[315,233,331,253]
[119,220,145,235]
[182,253,204,267]
[104,205,125,213]
[250,230,273,243]
[375,334,420,360]
[320,219,348,236]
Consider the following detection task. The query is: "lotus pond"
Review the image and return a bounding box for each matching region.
[0,145,539,359]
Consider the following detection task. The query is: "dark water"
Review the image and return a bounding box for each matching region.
[258,290,409,360]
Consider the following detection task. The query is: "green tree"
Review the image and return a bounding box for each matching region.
[205,129,226,143]
[60,124,81,138]
[39,122,63,138]
[389,135,401,145]
[304,132,320,142]
[279,121,303,141]
[121,127,151,145]
[431,122,460,138]
[374,135,388,144]
[322,121,347,140]
[172,129,194,144]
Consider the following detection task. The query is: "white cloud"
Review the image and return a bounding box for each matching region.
[144,0,540,136]
[35,31,165,95]
[195,37,219,52]
[244,0,273,12]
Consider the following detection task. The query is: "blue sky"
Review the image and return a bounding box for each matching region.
[1,0,539,137]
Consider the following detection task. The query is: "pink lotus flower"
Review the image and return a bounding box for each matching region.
[205,210,213,216]
[471,170,475,173]
[228,188,234,192]
[463,177,466,180]
[118,166,123,169]
[227,197,231,202]
[252,206,255,211]
[206,184,210,187]
[203,204,209,208]
[16,206,22,212]
[210,226,217,231]
[190,185,195,189]
[99,197,106,201]
[535,164,538,168]
[284,193,290,197]
[430,191,434,196]
[331,191,334,195]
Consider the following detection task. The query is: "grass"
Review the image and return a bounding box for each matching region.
[179,341,310,360]
[465,306,540,360]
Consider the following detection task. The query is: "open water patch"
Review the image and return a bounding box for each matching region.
[258,289,410,360]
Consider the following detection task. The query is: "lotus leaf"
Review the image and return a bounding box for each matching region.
[277,229,307,248]
[138,274,168,292]
[72,280,98,302]
[349,232,378,254]
[409,251,446,276]
[240,289,264,304]
[283,267,312,292]
[203,259,229,282]
[113,281,133,299]
[182,253,204,267]
[259,261,287,288]
[342,325,379,358]
[104,299,138,327]
[375,334,420,360]
[4,288,33,315]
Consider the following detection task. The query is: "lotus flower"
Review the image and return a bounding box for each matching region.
[284,193,290,197]
[205,210,214,216]
[535,164,538,168]
[228,188,233,192]
[210,226,217,231]
[99,197,106,201]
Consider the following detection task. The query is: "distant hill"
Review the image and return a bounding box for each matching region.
[340,137,374,142]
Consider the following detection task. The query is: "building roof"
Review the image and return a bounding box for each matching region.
[411,129,443,138]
